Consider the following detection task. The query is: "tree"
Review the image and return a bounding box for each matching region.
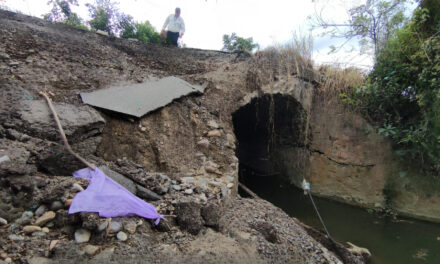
[309,0,409,58]
[351,1,440,172]
[119,16,160,44]
[44,0,86,29]
[119,14,136,39]
[86,0,120,35]
[222,33,259,52]
[134,21,160,44]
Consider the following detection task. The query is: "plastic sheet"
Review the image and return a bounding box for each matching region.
[68,167,163,225]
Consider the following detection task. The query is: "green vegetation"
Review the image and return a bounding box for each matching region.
[119,15,160,44]
[44,0,87,30]
[222,33,259,52]
[346,0,440,174]
[42,0,161,44]
[86,0,119,35]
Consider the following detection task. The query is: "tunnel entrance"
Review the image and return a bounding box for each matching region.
[232,93,308,192]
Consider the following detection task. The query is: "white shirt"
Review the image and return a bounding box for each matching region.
[162,14,185,35]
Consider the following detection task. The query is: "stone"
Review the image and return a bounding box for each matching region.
[5,258,11,263]
[8,234,24,241]
[42,227,50,233]
[75,229,91,243]
[109,220,122,233]
[347,242,371,259]
[136,185,161,201]
[226,133,236,145]
[65,199,73,207]
[16,211,34,225]
[221,186,229,198]
[97,220,109,233]
[227,183,234,188]
[32,231,47,237]
[34,211,56,226]
[0,155,10,163]
[83,245,100,255]
[199,193,207,202]
[204,166,218,174]
[184,189,193,195]
[116,231,128,241]
[180,177,195,184]
[50,201,63,211]
[72,183,84,192]
[96,30,109,36]
[0,217,7,226]
[0,52,10,60]
[172,185,181,191]
[35,205,48,217]
[123,221,137,234]
[207,120,219,129]
[207,129,222,137]
[23,225,42,233]
[196,139,210,148]
[195,177,208,188]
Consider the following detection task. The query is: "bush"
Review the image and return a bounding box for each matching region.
[349,2,440,173]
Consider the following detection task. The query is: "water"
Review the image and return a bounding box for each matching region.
[240,174,440,264]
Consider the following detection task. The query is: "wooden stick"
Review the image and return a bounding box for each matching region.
[39,91,95,170]
[238,182,259,199]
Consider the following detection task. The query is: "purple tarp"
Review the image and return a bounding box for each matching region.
[68,167,163,225]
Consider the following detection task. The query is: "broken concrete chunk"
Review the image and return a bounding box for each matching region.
[174,201,203,235]
[0,139,36,177]
[201,203,222,230]
[81,76,205,118]
[19,100,105,143]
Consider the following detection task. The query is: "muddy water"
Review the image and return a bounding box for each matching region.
[240,172,440,264]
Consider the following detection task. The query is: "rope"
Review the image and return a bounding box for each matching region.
[303,180,347,263]
[307,190,332,240]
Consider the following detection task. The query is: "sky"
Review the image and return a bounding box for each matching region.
[1,0,401,69]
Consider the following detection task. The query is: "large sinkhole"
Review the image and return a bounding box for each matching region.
[232,93,308,190]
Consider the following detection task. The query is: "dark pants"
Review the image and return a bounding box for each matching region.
[166,31,179,46]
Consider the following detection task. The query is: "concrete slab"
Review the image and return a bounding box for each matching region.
[80,76,205,118]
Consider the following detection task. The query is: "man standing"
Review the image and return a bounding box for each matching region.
[161,7,185,47]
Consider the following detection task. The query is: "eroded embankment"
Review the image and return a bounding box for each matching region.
[0,10,361,264]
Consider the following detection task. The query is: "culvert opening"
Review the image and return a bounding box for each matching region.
[232,93,308,197]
